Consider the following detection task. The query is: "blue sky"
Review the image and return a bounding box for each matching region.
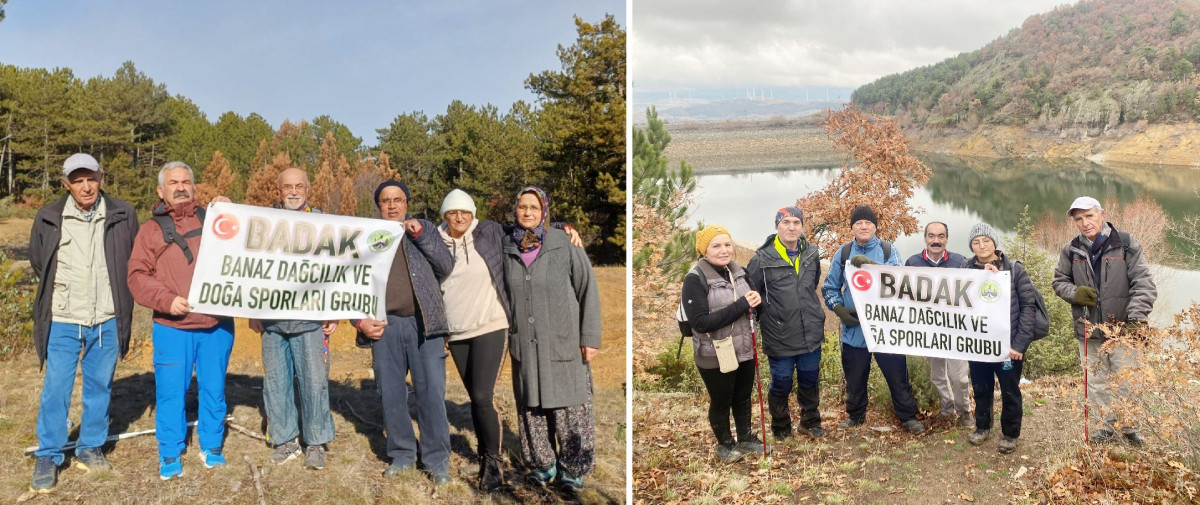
[0,0,625,142]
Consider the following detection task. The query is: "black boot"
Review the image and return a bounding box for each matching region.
[796,385,826,438]
[478,453,504,492]
[767,393,792,440]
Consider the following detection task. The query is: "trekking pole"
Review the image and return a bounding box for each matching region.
[748,310,768,458]
[1082,306,1090,444]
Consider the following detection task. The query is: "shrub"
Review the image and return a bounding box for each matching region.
[640,336,704,394]
[0,250,34,360]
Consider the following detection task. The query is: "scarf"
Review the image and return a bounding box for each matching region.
[510,186,549,253]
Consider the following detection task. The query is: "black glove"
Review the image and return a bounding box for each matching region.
[1124,320,1148,335]
[850,254,877,268]
[1072,286,1098,307]
[833,305,859,327]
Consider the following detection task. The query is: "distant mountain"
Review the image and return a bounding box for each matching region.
[630,97,845,123]
[852,0,1200,130]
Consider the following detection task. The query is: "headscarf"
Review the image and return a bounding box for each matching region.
[510,186,549,253]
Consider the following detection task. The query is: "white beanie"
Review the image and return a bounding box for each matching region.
[440,188,477,217]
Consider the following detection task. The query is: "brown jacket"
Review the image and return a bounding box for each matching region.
[128,200,221,329]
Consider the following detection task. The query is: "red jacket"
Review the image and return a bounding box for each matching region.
[128,200,222,329]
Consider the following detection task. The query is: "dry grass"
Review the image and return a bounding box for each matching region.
[2,266,626,504]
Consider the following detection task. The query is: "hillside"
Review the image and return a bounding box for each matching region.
[853,0,1200,133]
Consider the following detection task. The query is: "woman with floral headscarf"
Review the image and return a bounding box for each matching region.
[502,186,601,496]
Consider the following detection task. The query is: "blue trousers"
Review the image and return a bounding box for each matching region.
[152,320,234,458]
[767,348,822,397]
[35,320,119,464]
[371,315,450,475]
[261,325,334,446]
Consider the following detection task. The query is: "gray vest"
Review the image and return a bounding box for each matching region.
[690,260,755,370]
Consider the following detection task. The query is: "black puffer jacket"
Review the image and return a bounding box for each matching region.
[963,251,1038,354]
[745,234,826,357]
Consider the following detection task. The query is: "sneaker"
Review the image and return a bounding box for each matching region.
[557,472,583,497]
[159,456,184,481]
[479,453,504,492]
[715,443,744,463]
[967,429,992,446]
[30,456,58,493]
[304,445,326,470]
[1122,432,1146,448]
[735,436,768,457]
[902,419,926,434]
[838,418,865,429]
[382,461,412,479]
[269,439,302,465]
[998,436,1017,454]
[198,447,226,469]
[75,447,112,472]
[802,424,828,439]
[958,414,975,428]
[526,462,558,487]
[1089,428,1118,444]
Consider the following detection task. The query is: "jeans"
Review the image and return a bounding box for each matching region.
[372,315,450,475]
[261,324,334,447]
[152,320,234,458]
[767,348,822,396]
[35,319,120,464]
[841,343,918,422]
[969,359,1024,438]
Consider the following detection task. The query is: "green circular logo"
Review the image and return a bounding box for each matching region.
[979,280,1001,303]
[368,230,395,253]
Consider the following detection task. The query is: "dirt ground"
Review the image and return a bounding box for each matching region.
[633,375,1132,504]
[0,254,627,504]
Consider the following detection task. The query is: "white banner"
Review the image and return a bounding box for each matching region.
[187,202,404,321]
[845,263,1011,362]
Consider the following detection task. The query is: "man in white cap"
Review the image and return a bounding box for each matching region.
[28,153,139,492]
[1052,196,1157,447]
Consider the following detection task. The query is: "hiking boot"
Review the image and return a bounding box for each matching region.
[1089,428,1118,444]
[269,438,302,465]
[526,462,557,487]
[802,424,828,439]
[304,445,326,470]
[30,456,58,493]
[998,436,1017,454]
[75,447,111,472]
[902,419,926,434]
[715,442,744,463]
[557,472,583,497]
[479,453,504,492]
[736,436,768,457]
[967,429,991,446]
[838,417,865,429]
[159,456,183,480]
[431,472,452,485]
[772,427,792,441]
[958,413,975,428]
[1122,432,1146,448]
[198,447,226,468]
[383,461,412,479]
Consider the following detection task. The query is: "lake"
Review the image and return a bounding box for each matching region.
[687,153,1200,324]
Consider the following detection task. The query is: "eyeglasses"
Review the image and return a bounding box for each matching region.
[281,183,306,191]
[379,197,407,206]
[445,210,472,219]
[517,204,541,213]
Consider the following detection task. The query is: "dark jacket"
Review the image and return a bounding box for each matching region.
[356,218,455,345]
[745,234,825,357]
[963,252,1038,354]
[1051,222,1157,340]
[681,259,755,369]
[905,249,966,269]
[30,192,138,366]
[471,220,512,322]
[503,228,601,409]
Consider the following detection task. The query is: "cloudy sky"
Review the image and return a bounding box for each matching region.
[631,0,1070,94]
[0,0,624,141]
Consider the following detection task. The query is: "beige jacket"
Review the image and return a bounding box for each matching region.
[52,197,115,326]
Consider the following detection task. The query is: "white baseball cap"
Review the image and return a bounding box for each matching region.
[1066,196,1102,217]
[62,153,101,178]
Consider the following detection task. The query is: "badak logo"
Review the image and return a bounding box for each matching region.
[211,214,239,240]
[368,230,395,253]
[850,270,873,291]
[979,280,1001,303]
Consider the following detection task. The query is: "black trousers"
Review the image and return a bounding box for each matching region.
[697,359,756,445]
[968,359,1023,438]
[448,329,507,459]
[841,343,918,422]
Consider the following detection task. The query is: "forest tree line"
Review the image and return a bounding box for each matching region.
[0,15,626,264]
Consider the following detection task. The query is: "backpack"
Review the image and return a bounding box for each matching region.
[1028,287,1051,341]
[152,206,206,264]
[835,240,892,268]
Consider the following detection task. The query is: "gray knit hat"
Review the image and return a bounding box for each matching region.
[967,223,1000,251]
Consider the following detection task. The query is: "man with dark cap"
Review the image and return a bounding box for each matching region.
[1052,196,1156,447]
[822,205,925,434]
[747,206,828,441]
[28,153,138,492]
[905,222,972,427]
[354,180,456,484]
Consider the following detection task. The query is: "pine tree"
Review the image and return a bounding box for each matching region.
[632,106,696,280]
[195,150,233,206]
[245,151,288,207]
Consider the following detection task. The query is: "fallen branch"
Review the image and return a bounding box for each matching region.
[22,415,235,456]
[227,421,268,442]
[244,455,267,505]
